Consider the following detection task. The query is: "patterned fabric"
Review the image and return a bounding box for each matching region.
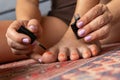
[0,43,120,80]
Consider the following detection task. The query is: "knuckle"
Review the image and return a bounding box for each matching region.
[15,36,22,43]
[102,26,110,35]
[108,13,113,21]
[91,33,97,40]
[10,41,17,49]
[98,16,105,26]
[92,4,104,16]
[82,16,89,24]
[86,24,93,32]
[96,4,104,9]
[11,49,20,55]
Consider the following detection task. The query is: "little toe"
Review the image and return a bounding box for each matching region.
[58,47,68,62]
[70,48,80,60]
[89,44,100,56]
[42,48,58,63]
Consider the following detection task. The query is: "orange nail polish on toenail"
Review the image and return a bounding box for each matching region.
[71,53,79,60]
[92,49,98,56]
[83,52,91,58]
[59,53,65,57]
[72,53,77,55]
[46,51,52,55]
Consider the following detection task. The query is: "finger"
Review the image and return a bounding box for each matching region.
[77,11,112,37]
[6,21,31,44]
[11,48,33,55]
[77,4,107,28]
[7,38,32,50]
[84,24,111,42]
[27,19,42,36]
[27,53,42,63]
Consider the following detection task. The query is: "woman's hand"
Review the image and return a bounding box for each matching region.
[6,19,42,61]
[77,4,112,42]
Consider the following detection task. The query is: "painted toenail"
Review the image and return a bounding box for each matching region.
[83,53,90,58]
[77,21,83,28]
[78,29,85,37]
[45,51,52,55]
[84,36,92,42]
[71,53,79,60]
[91,49,98,56]
[59,53,65,57]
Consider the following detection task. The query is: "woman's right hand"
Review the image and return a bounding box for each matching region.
[6,19,42,59]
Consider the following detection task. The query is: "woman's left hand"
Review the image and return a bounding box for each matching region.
[77,4,112,42]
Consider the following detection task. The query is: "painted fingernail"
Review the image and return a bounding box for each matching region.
[78,29,85,37]
[77,21,83,28]
[22,38,30,44]
[84,36,92,42]
[38,58,42,63]
[29,25,37,32]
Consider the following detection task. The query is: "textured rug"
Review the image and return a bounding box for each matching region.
[0,43,120,80]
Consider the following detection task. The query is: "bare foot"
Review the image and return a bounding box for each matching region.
[41,27,101,63]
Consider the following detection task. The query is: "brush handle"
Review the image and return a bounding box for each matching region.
[17,26,37,44]
[71,16,81,39]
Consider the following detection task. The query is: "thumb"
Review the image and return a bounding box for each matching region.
[27,19,42,37]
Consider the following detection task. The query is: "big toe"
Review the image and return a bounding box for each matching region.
[42,48,58,63]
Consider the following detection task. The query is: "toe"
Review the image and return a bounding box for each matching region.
[58,47,68,62]
[89,44,100,56]
[70,48,80,60]
[79,47,91,58]
[42,47,58,63]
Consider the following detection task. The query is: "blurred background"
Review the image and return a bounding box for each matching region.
[0,0,51,20]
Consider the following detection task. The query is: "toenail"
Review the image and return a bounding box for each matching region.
[60,54,65,57]
[83,53,90,58]
[77,21,83,28]
[84,36,92,42]
[46,51,52,55]
[92,49,98,56]
[78,29,85,37]
[71,53,79,60]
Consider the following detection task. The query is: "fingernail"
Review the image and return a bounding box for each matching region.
[77,21,83,28]
[38,58,42,63]
[78,29,85,37]
[29,25,37,31]
[22,38,30,44]
[84,36,92,42]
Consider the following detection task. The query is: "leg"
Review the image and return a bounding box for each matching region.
[0,21,28,63]
[0,17,68,63]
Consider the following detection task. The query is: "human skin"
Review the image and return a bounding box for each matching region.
[3,17,68,63]
[41,0,101,63]
[5,0,120,63]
